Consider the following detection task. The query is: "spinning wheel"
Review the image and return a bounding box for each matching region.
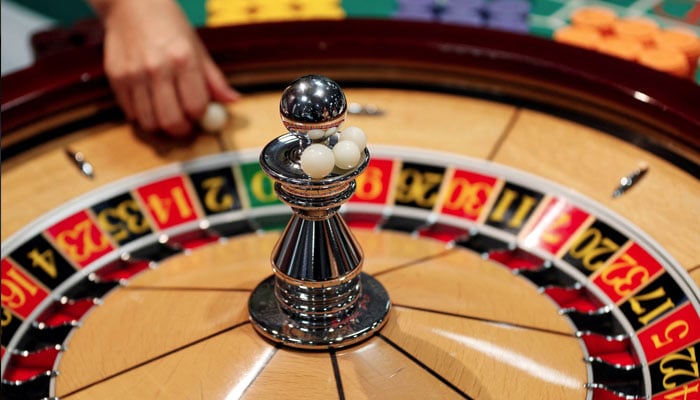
[2,20,699,400]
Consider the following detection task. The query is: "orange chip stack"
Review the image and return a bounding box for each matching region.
[553,26,602,50]
[612,17,659,46]
[638,46,691,78]
[554,5,700,81]
[653,28,700,75]
[570,6,617,35]
[597,36,643,61]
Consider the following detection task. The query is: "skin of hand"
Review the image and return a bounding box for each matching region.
[89,0,240,136]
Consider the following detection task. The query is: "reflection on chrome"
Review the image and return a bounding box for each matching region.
[434,329,581,389]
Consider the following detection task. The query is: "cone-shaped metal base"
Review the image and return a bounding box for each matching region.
[272,214,362,282]
[249,272,390,349]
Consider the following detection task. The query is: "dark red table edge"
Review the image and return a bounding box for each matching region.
[2,19,699,172]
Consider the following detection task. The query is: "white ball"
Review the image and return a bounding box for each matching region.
[338,126,366,151]
[333,140,361,170]
[200,102,228,132]
[300,144,335,179]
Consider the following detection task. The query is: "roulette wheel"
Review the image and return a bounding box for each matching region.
[2,20,699,400]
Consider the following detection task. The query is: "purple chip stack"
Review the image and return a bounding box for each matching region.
[393,0,438,21]
[392,0,530,32]
[484,0,530,33]
[439,0,486,27]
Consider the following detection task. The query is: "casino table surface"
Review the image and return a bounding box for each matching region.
[12,0,700,82]
[2,19,700,400]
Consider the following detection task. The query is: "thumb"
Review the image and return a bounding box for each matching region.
[202,56,241,103]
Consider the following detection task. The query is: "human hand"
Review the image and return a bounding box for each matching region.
[91,0,240,136]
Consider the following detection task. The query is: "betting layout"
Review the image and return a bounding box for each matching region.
[18,0,700,83]
[203,0,700,81]
[1,147,698,400]
[205,0,530,32]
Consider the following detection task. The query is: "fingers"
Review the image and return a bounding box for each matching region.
[202,55,241,103]
[174,48,209,122]
[151,63,192,136]
[106,56,172,135]
[107,61,157,133]
[131,83,158,133]
[106,41,239,137]
[111,50,200,137]
[111,84,135,122]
